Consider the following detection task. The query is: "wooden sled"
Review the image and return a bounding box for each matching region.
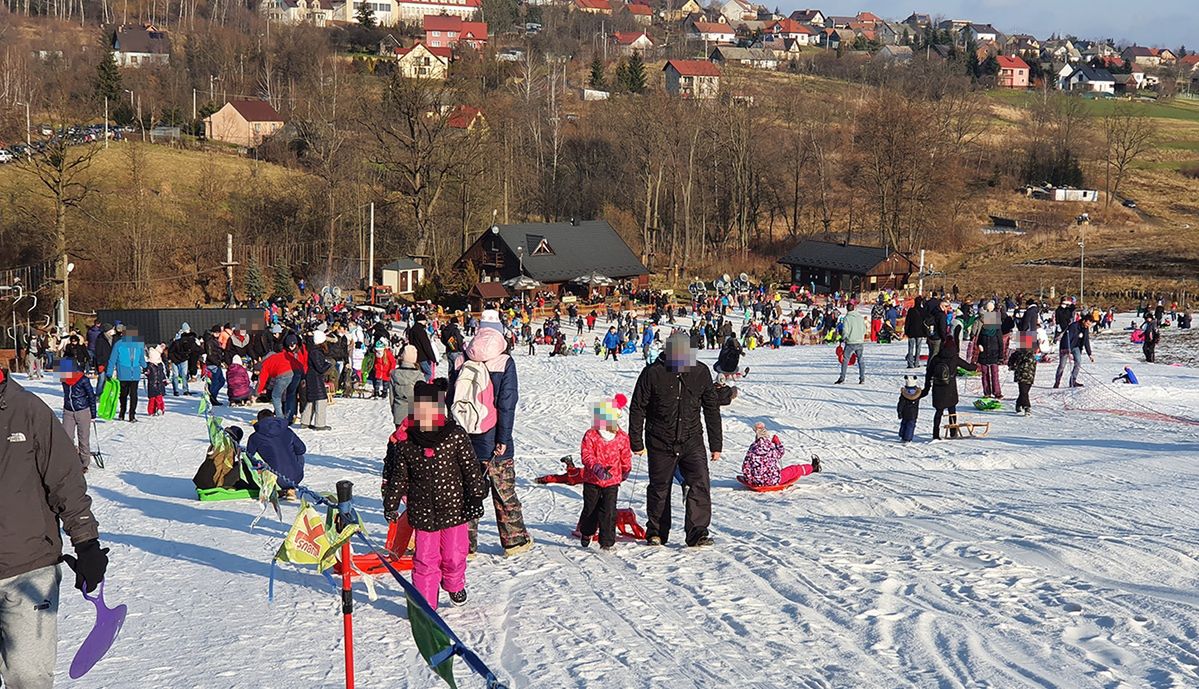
[942,421,990,438]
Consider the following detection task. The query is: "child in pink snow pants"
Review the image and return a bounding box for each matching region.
[739,423,822,487]
[382,379,488,610]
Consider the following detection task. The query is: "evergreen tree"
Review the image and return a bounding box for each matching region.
[620,51,647,94]
[271,262,295,301]
[244,258,266,303]
[589,56,607,90]
[901,28,910,46]
[355,1,376,28]
[94,34,123,105]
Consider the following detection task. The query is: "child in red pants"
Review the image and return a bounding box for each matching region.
[381,379,487,610]
[739,422,821,487]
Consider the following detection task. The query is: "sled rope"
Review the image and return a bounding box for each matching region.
[1068,370,1199,427]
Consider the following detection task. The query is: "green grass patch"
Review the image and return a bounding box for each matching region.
[988,90,1199,122]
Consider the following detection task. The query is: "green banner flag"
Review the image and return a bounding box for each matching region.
[407,593,458,688]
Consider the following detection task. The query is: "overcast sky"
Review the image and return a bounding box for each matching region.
[795,1,1193,49]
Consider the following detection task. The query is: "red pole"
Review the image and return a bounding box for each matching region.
[336,481,355,689]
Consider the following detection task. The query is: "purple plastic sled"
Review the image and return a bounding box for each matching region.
[69,581,127,679]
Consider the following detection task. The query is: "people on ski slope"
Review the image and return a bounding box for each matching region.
[246,409,307,488]
[107,326,146,423]
[94,324,119,392]
[168,323,199,396]
[302,330,332,431]
[202,325,228,406]
[741,422,820,486]
[58,359,98,469]
[382,379,488,610]
[0,368,108,689]
[628,333,723,547]
[578,395,633,551]
[1053,297,1076,339]
[921,338,977,440]
[390,345,424,430]
[451,326,534,557]
[1140,314,1159,363]
[407,312,438,379]
[714,334,747,383]
[225,355,253,406]
[370,340,397,399]
[257,348,294,418]
[897,376,921,443]
[1054,314,1095,388]
[1018,298,1041,336]
[976,302,1005,399]
[1007,335,1038,416]
[145,343,169,416]
[602,326,621,361]
[835,302,869,385]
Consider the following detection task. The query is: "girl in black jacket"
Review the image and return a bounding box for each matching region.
[382,380,487,609]
[921,339,977,440]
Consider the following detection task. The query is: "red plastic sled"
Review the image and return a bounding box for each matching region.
[835,344,859,366]
[573,508,647,542]
[336,514,415,577]
[736,474,801,493]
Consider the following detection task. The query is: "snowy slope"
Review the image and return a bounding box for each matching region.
[29,323,1199,689]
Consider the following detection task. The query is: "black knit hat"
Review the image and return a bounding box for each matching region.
[413,378,448,402]
[226,426,244,443]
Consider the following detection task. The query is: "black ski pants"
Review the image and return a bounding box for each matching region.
[579,484,619,548]
[645,444,711,546]
[119,380,140,420]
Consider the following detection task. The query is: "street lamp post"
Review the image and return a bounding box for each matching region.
[15,101,30,147]
[104,96,109,149]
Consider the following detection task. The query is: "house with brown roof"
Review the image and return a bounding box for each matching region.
[996,55,1030,88]
[1122,45,1175,67]
[574,0,613,14]
[625,2,654,25]
[394,42,453,79]
[664,59,720,99]
[447,105,485,130]
[662,0,701,22]
[423,14,488,49]
[112,24,171,67]
[709,46,778,70]
[687,20,736,44]
[204,100,284,147]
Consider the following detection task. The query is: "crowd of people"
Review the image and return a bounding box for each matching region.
[2,277,1193,686]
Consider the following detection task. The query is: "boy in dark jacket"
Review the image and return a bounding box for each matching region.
[897,375,921,442]
[59,360,98,468]
[921,339,977,440]
[1007,335,1038,416]
[246,409,307,488]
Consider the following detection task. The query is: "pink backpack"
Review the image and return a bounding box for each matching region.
[451,360,497,434]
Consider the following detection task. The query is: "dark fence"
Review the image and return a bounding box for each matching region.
[96,308,267,344]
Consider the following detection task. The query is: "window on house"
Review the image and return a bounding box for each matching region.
[531,237,554,256]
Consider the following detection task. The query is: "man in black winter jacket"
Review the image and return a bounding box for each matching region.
[407,312,438,378]
[0,370,108,687]
[628,334,723,547]
[1019,299,1040,335]
[904,295,928,367]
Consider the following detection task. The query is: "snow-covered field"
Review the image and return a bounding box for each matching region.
[32,324,1199,689]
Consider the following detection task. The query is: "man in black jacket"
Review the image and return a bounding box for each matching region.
[1054,298,1075,339]
[904,295,928,368]
[0,370,108,688]
[1019,298,1040,335]
[628,334,723,547]
[440,316,465,370]
[407,312,438,379]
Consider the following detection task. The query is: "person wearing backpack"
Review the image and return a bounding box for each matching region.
[903,296,928,368]
[451,326,533,557]
[920,338,977,440]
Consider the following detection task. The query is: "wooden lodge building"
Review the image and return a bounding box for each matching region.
[779,239,915,294]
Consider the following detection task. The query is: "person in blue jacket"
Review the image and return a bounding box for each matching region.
[246,409,307,488]
[641,324,656,361]
[602,326,621,362]
[58,359,98,469]
[107,327,147,422]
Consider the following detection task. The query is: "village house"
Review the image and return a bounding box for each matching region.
[778,239,915,294]
[937,18,971,34]
[613,31,654,56]
[447,104,485,130]
[817,28,854,50]
[708,46,778,70]
[574,0,612,14]
[687,20,736,45]
[764,18,815,45]
[1121,45,1176,67]
[261,0,335,25]
[662,0,701,22]
[204,100,284,148]
[423,14,487,49]
[394,42,452,79]
[788,8,824,26]
[902,12,930,30]
[875,44,913,65]
[996,54,1030,88]
[112,24,171,67]
[1062,65,1115,94]
[663,59,721,99]
[966,23,1000,43]
[393,0,480,24]
[381,259,426,296]
[750,35,803,58]
[1042,38,1081,63]
[455,220,649,295]
[824,15,854,29]
[717,0,759,24]
[625,2,654,25]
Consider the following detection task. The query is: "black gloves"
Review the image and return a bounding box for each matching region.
[62,539,109,594]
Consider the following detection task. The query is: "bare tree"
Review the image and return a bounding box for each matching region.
[1102,103,1156,211]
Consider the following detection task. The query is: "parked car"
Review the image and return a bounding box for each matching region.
[0,149,13,163]
[1122,198,1138,209]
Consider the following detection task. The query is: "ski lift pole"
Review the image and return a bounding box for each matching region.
[336,480,356,689]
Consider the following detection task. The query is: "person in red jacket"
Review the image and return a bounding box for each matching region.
[578,393,633,551]
[258,350,294,418]
[371,340,397,398]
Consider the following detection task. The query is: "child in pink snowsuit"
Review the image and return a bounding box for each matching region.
[381,379,488,609]
[740,422,821,487]
[578,394,633,551]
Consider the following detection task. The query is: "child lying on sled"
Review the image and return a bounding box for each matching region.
[739,422,821,488]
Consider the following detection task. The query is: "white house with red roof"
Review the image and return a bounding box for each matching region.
[393,42,453,79]
[995,55,1029,89]
[574,0,612,14]
[625,2,653,25]
[613,31,654,56]
[423,14,487,48]
[664,59,720,99]
[764,18,815,45]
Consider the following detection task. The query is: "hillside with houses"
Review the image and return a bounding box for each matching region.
[0,2,1196,309]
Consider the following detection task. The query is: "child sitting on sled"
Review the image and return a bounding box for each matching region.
[897,375,921,442]
[578,394,633,551]
[381,380,488,610]
[740,422,820,487]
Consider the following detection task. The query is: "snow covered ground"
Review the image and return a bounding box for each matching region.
[29,322,1199,689]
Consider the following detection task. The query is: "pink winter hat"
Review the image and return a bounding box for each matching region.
[593,393,629,424]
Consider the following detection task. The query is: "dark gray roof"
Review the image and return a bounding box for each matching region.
[778,239,904,274]
[382,258,423,271]
[114,25,171,55]
[1071,66,1115,82]
[493,220,648,283]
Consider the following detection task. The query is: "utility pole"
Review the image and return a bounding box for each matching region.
[222,233,238,305]
[1079,224,1086,305]
[192,88,197,122]
[62,258,72,330]
[104,96,109,149]
[918,249,925,295]
[23,101,30,147]
[367,202,375,293]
